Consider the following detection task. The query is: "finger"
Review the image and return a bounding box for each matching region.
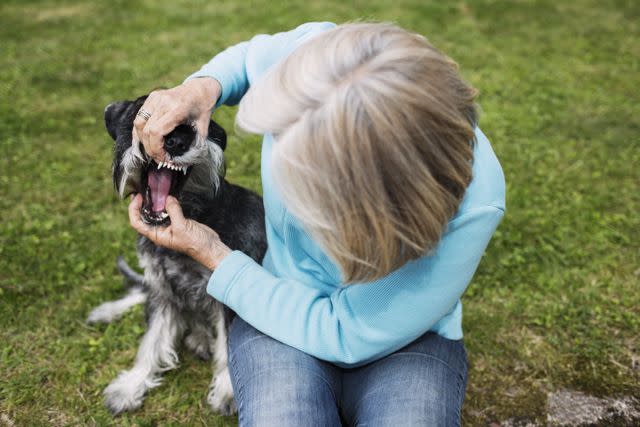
[165,196,186,224]
[140,106,171,162]
[137,92,173,162]
[133,93,159,144]
[195,116,210,141]
[128,194,153,236]
[133,112,150,140]
[142,110,185,162]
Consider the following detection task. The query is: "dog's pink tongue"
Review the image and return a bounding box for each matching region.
[147,169,172,212]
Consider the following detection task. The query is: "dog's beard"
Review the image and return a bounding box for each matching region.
[116,136,225,225]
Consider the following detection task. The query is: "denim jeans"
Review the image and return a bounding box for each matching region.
[228,317,468,427]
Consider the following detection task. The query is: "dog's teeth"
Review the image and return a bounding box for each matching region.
[160,212,169,218]
[157,162,162,169]
[182,167,187,175]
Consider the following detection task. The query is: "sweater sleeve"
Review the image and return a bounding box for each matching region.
[185,22,336,108]
[208,205,504,366]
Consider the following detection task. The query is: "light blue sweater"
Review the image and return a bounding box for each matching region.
[187,22,506,367]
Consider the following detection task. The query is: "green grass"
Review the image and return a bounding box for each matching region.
[1,0,638,425]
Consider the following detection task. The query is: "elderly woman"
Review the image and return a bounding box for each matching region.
[129,22,505,426]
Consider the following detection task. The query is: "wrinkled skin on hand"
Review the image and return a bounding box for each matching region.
[132,78,221,163]
[128,194,231,270]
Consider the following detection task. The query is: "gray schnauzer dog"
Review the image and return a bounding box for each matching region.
[87,94,266,416]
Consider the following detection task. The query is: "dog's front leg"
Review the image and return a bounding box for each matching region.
[104,303,184,415]
[207,310,236,415]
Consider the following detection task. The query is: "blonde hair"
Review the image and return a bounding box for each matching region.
[237,23,478,283]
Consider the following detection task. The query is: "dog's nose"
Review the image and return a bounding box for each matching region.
[164,125,194,157]
[164,135,189,156]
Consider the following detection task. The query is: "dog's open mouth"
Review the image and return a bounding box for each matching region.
[140,160,191,225]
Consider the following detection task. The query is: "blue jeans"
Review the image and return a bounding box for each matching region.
[228,317,468,426]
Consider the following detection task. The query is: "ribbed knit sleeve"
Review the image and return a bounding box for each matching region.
[185,22,336,108]
[207,205,504,367]
[185,40,250,107]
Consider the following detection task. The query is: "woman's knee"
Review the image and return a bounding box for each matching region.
[343,334,468,427]
[353,362,466,426]
[228,317,341,426]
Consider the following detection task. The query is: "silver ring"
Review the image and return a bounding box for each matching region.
[137,108,152,121]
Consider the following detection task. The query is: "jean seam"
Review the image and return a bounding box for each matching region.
[229,333,272,360]
[229,340,245,426]
[384,351,464,377]
[454,372,462,426]
[455,346,467,426]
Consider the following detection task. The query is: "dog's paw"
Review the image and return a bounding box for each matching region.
[207,367,236,416]
[104,369,154,415]
[184,332,212,361]
[87,302,120,324]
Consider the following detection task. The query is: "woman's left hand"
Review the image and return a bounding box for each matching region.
[128,194,231,270]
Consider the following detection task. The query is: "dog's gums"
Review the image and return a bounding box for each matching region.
[140,160,192,225]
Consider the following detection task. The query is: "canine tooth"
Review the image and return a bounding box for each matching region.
[157,162,162,169]
[182,167,187,175]
[160,212,169,218]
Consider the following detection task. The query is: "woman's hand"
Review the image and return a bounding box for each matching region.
[128,194,231,270]
[133,78,222,163]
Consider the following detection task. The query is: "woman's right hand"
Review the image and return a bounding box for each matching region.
[133,77,222,163]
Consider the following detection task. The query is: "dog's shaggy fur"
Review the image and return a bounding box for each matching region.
[87,95,266,415]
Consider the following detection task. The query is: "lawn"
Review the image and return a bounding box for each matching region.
[1,0,638,425]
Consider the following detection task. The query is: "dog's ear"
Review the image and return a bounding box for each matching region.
[104,101,130,140]
[208,120,227,151]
